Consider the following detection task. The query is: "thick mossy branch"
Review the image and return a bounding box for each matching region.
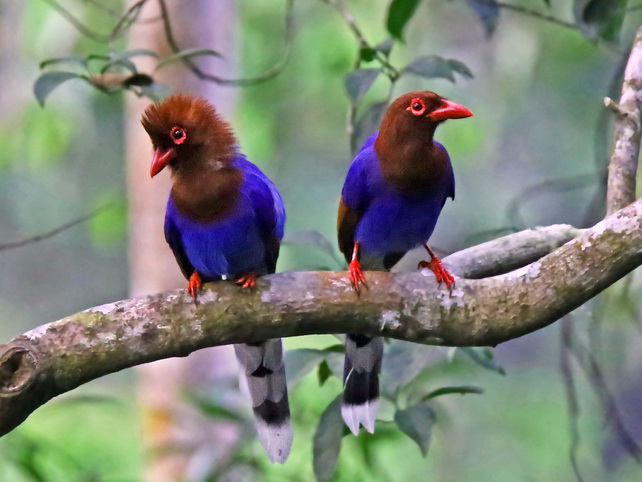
[1,202,641,437]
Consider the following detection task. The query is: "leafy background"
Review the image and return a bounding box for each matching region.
[1,0,642,480]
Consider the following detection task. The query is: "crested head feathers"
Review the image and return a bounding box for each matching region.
[141,94,237,176]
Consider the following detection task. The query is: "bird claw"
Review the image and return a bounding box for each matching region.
[418,257,455,294]
[348,259,368,295]
[236,273,257,289]
[187,272,202,303]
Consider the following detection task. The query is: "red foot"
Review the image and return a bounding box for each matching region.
[418,256,455,293]
[348,259,368,294]
[187,272,202,301]
[236,273,257,289]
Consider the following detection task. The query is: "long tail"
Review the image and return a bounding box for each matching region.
[341,333,384,435]
[234,339,292,463]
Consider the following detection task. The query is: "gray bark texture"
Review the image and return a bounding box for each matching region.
[606,26,642,214]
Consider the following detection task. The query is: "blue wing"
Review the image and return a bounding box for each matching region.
[340,134,378,214]
[238,156,286,274]
[165,211,196,279]
[434,141,455,201]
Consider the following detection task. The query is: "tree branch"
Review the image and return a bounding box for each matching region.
[156,0,295,86]
[1,201,641,437]
[0,206,109,252]
[443,224,583,278]
[606,25,642,214]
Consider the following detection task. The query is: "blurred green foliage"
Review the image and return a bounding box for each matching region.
[2,0,642,481]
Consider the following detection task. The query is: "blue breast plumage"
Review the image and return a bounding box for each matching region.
[165,154,285,280]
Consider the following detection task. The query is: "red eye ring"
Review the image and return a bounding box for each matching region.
[170,126,187,144]
[406,98,426,116]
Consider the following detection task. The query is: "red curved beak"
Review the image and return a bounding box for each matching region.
[150,147,176,178]
[427,99,473,121]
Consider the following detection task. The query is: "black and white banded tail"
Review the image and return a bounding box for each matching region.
[234,339,292,463]
[341,333,384,435]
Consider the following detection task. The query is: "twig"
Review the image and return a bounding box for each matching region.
[606,26,642,215]
[156,0,295,86]
[560,317,584,482]
[320,0,400,153]
[570,337,642,462]
[506,174,599,230]
[469,0,579,31]
[81,0,123,18]
[41,0,112,42]
[0,206,110,252]
[109,0,149,54]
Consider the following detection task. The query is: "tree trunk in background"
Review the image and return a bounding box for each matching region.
[125,1,238,480]
[0,2,26,118]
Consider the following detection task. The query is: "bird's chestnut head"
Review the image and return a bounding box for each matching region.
[141,94,236,177]
[380,91,472,139]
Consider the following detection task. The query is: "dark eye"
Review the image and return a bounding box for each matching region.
[407,98,426,116]
[170,126,187,144]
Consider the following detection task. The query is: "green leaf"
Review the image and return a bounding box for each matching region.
[139,82,173,101]
[375,38,394,57]
[101,57,138,74]
[394,402,435,456]
[39,55,88,70]
[359,39,393,62]
[113,48,159,60]
[87,54,111,63]
[33,71,83,106]
[382,340,441,395]
[466,0,500,37]
[459,347,506,375]
[101,49,159,76]
[360,47,377,62]
[377,398,396,422]
[183,391,246,423]
[386,0,422,41]
[284,349,327,385]
[573,0,627,42]
[448,59,474,79]
[313,395,344,482]
[354,101,388,153]
[404,55,474,82]
[156,48,222,69]
[282,230,342,265]
[423,385,484,400]
[51,394,123,406]
[323,344,345,353]
[344,69,381,103]
[324,352,345,380]
[318,360,332,386]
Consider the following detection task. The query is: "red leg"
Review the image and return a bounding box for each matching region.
[418,244,455,293]
[348,242,367,294]
[187,271,202,301]
[236,273,257,289]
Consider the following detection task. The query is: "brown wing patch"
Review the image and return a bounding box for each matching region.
[337,197,362,264]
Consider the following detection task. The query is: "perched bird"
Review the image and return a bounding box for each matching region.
[337,91,473,435]
[141,94,291,463]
